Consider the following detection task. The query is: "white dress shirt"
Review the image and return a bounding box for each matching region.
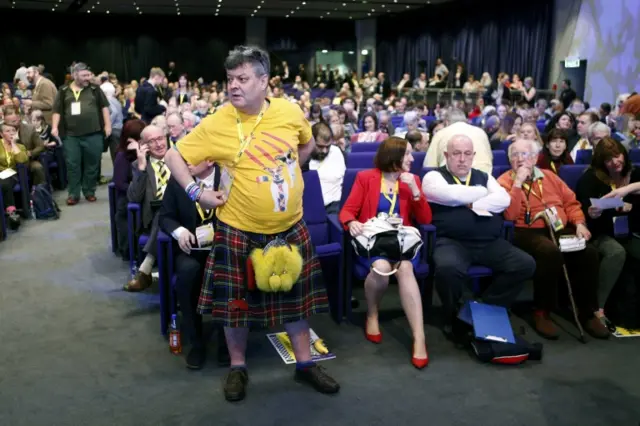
[422,169,510,214]
[308,145,346,206]
[423,121,493,174]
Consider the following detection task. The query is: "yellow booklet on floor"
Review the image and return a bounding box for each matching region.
[613,327,640,338]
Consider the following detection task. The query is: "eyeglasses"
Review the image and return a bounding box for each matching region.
[510,151,535,159]
[145,136,166,145]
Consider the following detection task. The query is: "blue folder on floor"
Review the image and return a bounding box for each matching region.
[458,301,516,344]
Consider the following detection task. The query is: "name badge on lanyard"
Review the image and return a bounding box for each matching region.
[71,89,82,116]
[195,223,215,248]
[544,206,564,232]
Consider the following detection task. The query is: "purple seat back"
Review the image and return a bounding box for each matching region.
[575,149,592,165]
[302,171,328,246]
[347,152,375,169]
[630,149,640,163]
[340,168,366,208]
[492,150,508,166]
[420,167,437,180]
[492,165,511,179]
[558,164,587,192]
[500,140,512,152]
[411,152,426,175]
[391,116,404,128]
[351,142,381,153]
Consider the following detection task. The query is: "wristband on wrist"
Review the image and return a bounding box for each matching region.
[185,182,202,202]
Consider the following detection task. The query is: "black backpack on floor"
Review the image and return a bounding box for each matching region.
[31,184,60,220]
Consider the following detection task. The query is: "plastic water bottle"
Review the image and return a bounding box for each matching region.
[29,199,36,220]
[169,314,182,354]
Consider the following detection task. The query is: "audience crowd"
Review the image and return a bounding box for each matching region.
[2,57,640,392]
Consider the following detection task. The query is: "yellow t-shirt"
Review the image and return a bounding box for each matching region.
[176,98,312,234]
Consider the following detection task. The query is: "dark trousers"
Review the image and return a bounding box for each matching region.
[433,237,535,321]
[29,160,46,185]
[175,250,209,347]
[0,176,17,209]
[325,201,340,215]
[514,227,599,321]
[63,132,103,199]
[115,195,129,258]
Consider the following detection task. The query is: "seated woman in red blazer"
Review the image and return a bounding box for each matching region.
[339,137,432,369]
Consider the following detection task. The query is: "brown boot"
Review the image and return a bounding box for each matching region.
[584,316,610,339]
[533,310,560,340]
[124,271,152,292]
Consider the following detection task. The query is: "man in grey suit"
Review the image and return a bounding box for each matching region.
[125,125,170,291]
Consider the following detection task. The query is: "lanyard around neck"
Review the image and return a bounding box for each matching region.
[71,86,83,102]
[233,101,267,167]
[2,140,13,168]
[381,176,399,215]
[451,170,472,186]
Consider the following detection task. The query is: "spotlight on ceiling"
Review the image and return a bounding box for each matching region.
[361,49,369,55]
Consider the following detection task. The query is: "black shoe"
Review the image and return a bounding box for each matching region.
[217,342,231,367]
[294,364,340,394]
[223,368,248,402]
[186,346,206,370]
[8,211,21,230]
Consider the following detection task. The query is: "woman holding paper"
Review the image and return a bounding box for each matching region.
[576,137,640,330]
[0,121,28,231]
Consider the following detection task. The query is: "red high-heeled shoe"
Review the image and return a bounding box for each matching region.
[365,318,382,344]
[412,344,429,369]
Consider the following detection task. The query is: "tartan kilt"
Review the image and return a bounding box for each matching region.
[197,219,329,328]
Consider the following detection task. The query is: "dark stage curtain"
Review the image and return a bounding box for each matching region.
[376,0,554,89]
[0,11,245,85]
[267,18,356,78]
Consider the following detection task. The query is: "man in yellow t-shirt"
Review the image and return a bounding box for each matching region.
[164,45,339,402]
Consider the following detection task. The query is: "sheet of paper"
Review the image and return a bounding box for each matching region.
[472,208,493,217]
[590,197,624,210]
[0,168,17,179]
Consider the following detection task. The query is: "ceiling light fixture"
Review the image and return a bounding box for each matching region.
[361,49,368,55]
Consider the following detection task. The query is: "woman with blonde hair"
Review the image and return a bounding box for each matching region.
[518,121,544,147]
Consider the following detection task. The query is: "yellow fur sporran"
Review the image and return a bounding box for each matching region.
[249,238,303,292]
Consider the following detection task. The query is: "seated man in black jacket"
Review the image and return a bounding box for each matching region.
[158,160,229,369]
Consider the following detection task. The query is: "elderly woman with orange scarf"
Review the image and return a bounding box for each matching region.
[497,139,609,341]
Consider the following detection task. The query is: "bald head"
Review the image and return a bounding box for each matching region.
[444,135,475,177]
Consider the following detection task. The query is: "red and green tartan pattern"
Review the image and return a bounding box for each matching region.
[197,220,329,328]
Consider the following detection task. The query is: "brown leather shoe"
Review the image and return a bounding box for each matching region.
[85,195,97,202]
[123,271,153,292]
[584,316,610,339]
[66,197,79,206]
[533,310,560,340]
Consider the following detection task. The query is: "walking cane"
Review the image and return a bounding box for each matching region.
[531,211,587,343]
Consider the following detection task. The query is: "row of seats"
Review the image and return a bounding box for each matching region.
[105,158,608,334]
[350,142,640,168]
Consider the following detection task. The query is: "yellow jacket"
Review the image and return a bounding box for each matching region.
[0,139,29,172]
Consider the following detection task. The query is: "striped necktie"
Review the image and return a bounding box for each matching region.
[155,161,169,199]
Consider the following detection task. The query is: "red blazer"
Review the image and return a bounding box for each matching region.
[339,168,432,229]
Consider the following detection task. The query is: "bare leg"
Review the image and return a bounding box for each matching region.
[364,259,391,335]
[285,319,312,363]
[224,326,250,366]
[396,261,427,359]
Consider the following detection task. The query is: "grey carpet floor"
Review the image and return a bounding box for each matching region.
[1,154,639,426]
